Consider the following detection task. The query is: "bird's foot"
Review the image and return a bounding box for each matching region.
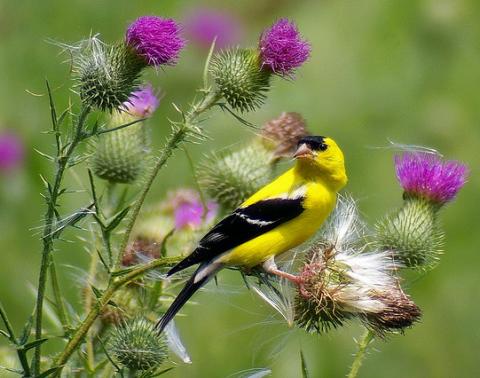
[262,258,303,285]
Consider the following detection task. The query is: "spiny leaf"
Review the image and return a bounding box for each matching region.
[19,309,35,345]
[105,207,130,233]
[0,365,22,375]
[37,366,62,378]
[34,148,55,161]
[91,286,104,299]
[21,338,48,352]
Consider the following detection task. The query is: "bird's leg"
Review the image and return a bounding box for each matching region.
[262,257,303,285]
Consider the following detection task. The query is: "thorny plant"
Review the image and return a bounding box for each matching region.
[0,14,468,378]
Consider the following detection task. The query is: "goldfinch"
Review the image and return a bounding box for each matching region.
[156,136,347,332]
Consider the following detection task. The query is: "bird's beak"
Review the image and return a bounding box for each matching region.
[293,143,314,159]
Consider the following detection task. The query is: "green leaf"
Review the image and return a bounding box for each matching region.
[91,286,104,299]
[21,338,48,351]
[37,366,62,378]
[0,329,10,339]
[105,207,130,233]
[110,267,135,277]
[300,350,310,378]
[46,80,58,131]
[0,365,23,375]
[147,367,174,377]
[96,117,146,136]
[34,148,55,161]
[19,310,35,345]
[160,229,175,258]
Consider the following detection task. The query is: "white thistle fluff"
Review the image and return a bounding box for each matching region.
[295,196,420,333]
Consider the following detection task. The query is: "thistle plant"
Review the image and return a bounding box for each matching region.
[376,152,468,268]
[91,85,159,184]
[0,14,313,378]
[0,9,468,378]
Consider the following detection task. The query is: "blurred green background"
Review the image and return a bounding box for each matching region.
[0,0,479,377]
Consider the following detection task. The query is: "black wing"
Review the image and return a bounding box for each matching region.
[167,197,305,276]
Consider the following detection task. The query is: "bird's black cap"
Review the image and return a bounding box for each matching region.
[297,136,328,151]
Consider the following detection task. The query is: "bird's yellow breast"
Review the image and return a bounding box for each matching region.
[219,181,336,267]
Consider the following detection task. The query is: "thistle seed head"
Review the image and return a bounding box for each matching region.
[261,112,309,159]
[294,197,421,335]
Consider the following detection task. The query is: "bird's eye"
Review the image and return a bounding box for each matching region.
[297,136,328,151]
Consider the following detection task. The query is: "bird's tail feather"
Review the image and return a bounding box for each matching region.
[155,263,219,333]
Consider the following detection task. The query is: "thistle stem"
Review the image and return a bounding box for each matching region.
[52,256,182,376]
[347,329,375,378]
[113,90,220,271]
[49,257,70,334]
[33,106,90,375]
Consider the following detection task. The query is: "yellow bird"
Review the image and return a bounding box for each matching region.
[156,136,347,332]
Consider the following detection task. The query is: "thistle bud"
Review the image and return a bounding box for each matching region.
[294,198,421,335]
[109,318,168,371]
[376,152,468,268]
[91,85,159,184]
[76,38,145,111]
[210,48,271,113]
[261,112,309,159]
[197,143,274,210]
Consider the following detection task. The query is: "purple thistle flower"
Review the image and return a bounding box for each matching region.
[184,8,243,50]
[126,16,186,66]
[395,152,468,204]
[259,18,311,77]
[174,199,218,229]
[123,84,160,118]
[0,131,24,173]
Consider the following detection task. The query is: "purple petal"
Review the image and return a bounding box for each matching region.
[0,132,24,172]
[184,8,243,50]
[123,84,160,118]
[126,16,186,66]
[394,152,468,204]
[174,197,218,229]
[259,18,311,77]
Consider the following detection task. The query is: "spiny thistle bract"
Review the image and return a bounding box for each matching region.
[376,195,444,268]
[197,143,274,209]
[210,48,271,113]
[91,112,148,184]
[91,85,159,183]
[294,197,421,335]
[376,152,468,269]
[76,39,145,112]
[109,318,168,371]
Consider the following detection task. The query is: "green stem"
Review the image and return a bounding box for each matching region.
[33,106,90,375]
[113,91,220,271]
[347,329,375,378]
[0,301,16,342]
[52,256,182,376]
[49,258,70,334]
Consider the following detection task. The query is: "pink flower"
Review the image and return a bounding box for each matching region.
[174,196,218,229]
[0,131,24,173]
[184,8,243,49]
[123,84,160,118]
[259,19,311,77]
[126,16,186,66]
[395,152,468,204]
